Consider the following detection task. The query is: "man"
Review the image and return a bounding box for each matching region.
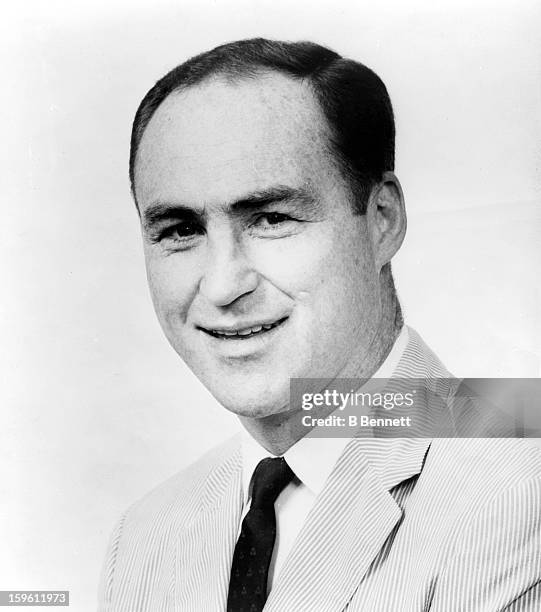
[99,39,541,611]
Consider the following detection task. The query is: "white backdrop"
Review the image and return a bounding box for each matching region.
[1,0,540,609]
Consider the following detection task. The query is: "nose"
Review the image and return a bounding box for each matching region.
[198,228,259,307]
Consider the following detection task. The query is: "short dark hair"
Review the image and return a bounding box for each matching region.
[129,38,395,214]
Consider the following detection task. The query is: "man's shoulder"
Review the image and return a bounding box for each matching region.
[121,433,242,532]
[425,437,541,501]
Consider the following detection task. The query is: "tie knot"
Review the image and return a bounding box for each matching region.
[250,457,294,510]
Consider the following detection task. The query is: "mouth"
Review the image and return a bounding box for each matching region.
[199,317,288,340]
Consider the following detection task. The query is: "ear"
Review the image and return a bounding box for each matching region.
[368,171,407,271]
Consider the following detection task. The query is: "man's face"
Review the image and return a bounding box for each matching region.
[134,73,384,418]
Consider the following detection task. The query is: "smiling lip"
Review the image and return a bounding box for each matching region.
[199,317,288,340]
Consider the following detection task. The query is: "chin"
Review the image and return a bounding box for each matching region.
[212,385,290,420]
[190,363,290,419]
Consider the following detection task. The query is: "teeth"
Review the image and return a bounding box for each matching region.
[208,319,283,337]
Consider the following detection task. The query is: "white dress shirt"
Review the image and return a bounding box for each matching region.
[240,326,410,592]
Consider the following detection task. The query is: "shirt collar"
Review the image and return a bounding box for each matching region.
[241,326,410,501]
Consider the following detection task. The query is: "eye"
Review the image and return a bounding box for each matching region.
[256,212,294,227]
[165,220,203,239]
[249,211,302,238]
[153,220,204,249]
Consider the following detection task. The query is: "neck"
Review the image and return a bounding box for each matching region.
[240,288,402,455]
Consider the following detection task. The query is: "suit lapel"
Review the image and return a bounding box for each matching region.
[174,442,243,610]
[265,440,416,612]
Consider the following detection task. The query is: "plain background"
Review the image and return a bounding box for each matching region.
[2,0,540,609]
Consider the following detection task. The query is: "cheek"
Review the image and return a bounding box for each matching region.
[248,224,376,305]
[144,252,200,325]
[247,229,337,291]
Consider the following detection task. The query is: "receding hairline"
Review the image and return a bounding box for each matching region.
[132,69,345,205]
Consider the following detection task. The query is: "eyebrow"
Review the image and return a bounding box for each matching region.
[230,185,316,213]
[141,184,318,230]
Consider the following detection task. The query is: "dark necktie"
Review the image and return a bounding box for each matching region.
[227,457,294,612]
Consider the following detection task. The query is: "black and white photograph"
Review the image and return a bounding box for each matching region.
[2,1,540,610]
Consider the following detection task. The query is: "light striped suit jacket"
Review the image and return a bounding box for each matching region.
[99,329,541,611]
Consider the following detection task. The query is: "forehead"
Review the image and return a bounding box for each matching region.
[134,72,339,208]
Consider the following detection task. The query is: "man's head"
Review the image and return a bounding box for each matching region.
[131,38,406,420]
